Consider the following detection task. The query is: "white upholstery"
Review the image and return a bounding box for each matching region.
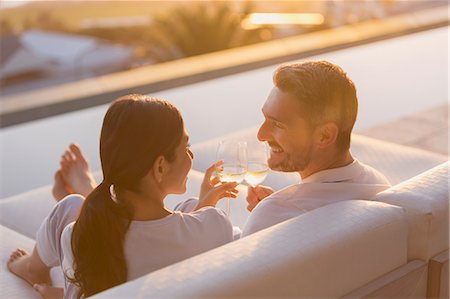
[191,126,447,187]
[93,201,407,299]
[0,225,40,299]
[0,225,64,299]
[0,171,102,239]
[0,126,447,298]
[0,169,207,239]
[0,185,56,239]
[350,135,447,185]
[373,162,449,261]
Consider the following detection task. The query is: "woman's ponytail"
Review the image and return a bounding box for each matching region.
[71,181,132,298]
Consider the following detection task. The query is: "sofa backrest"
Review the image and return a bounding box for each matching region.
[0,169,206,239]
[93,200,407,299]
[191,126,447,187]
[373,161,449,261]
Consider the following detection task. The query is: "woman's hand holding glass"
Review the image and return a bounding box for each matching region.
[196,161,239,210]
[216,140,247,215]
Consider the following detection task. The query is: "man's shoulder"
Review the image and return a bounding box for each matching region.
[356,160,391,186]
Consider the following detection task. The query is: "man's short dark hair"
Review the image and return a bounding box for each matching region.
[273,61,358,151]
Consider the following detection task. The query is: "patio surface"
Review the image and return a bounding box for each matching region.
[360,104,448,156]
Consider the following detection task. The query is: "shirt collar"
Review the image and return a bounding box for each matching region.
[301,159,363,183]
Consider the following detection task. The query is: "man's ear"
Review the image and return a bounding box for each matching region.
[152,155,167,183]
[314,122,339,149]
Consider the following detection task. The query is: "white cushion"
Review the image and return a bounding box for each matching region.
[93,200,407,299]
[0,185,56,239]
[373,161,449,261]
[351,135,447,185]
[0,169,241,238]
[0,171,102,239]
[0,225,64,298]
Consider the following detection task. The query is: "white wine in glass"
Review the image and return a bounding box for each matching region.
[218,164,246,184]
[245,141,269,187]
[216,140,247,215]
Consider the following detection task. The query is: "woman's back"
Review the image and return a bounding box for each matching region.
[61,203,232,298]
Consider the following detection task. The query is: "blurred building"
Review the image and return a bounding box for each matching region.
[1,30,134,94]
[21,30,134,77]
[0,34,49,81]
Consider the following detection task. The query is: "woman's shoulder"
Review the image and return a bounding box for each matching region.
[178,206,229,222]
[61,222,75,245]
[175,207,233,238]
[181,207,234,244]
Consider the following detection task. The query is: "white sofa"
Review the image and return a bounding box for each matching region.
[0,129,448,299]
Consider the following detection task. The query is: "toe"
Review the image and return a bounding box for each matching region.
[70,143,88,164]
[64,151,74,163]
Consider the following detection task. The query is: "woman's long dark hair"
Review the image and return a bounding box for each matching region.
[70,94,184,298]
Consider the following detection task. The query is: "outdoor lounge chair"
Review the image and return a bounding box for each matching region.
[0,130,447,298]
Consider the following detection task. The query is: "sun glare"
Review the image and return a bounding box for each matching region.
[242,13,325,29]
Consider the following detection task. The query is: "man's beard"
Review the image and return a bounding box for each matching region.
[268,145,312,172]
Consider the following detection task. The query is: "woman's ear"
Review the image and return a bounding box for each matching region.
[152,155,167,183]
[314,122,339,149]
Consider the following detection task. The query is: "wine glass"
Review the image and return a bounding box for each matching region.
[216,140,247,215]
[245,140,269,187]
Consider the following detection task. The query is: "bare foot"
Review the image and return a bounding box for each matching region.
[33,284,64,299]
[51,171,71,202]
[60,143,97,197]
[7,248,51,286]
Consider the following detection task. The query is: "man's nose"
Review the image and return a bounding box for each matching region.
[257,121,270,142]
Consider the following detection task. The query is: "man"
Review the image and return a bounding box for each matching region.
[241,61,390,236]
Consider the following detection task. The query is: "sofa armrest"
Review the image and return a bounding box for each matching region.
[93,200,408,299]
[427,249,449,299]
[342,260,428,298]
[373,162,449,261]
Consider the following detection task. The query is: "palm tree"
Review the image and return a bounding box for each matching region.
[144,1,272,62]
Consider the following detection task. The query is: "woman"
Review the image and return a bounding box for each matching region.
[8,94,238,299]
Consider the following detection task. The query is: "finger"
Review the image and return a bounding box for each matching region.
[225,192,238,198]
[261,187,274,197]
[204,160,224,179]
[33,283,47,294]
[247,202,257,212]
[210,182,238,199]
[218,181,238,191]
[210,177,220,186]
[254,186,271,199]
